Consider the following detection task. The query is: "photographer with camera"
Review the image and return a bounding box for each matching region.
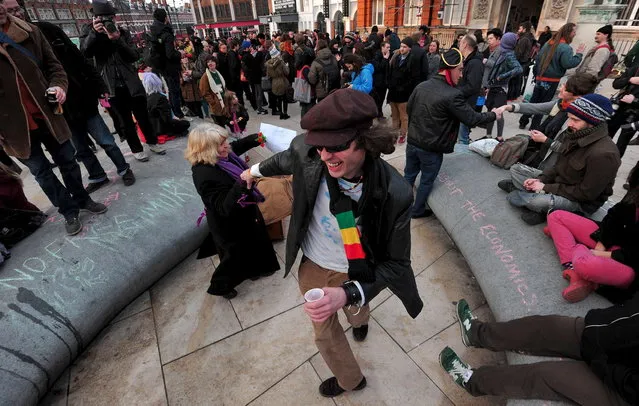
[80,0,166,162]
[608,64,639,157]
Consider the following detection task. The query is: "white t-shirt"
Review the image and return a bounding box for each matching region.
[301,176,363,272]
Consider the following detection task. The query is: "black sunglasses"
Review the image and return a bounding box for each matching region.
[315,139,354,154]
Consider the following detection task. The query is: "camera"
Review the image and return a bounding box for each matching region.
[101,18,117,33]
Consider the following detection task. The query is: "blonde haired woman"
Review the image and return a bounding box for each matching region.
[186,124,279,298]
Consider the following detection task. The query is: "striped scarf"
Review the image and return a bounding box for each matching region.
[325,170,375,283]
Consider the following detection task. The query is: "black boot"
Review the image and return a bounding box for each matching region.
[319,376,366,398]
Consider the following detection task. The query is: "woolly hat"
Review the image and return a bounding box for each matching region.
[401,37,414,48]
[500,32,518,51]
[345,32,356,42]
[565,94,613,126]
[91,0,118,16]
[269,46,280,58]
[597,25,613,37]
[153,8,167,22]
[439,48,463,70]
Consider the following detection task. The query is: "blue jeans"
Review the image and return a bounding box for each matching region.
[70,114,130,183]
[458,123,471,145]
[506,190,582,214]
[404,144,444,216]
[18,122,89,219]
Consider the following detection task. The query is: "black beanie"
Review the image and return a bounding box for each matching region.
[597,24,613,37]
[153,8,168,22]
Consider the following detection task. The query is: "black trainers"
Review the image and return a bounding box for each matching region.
[122,169,136,186]
[319,376,366,398]
[353,325,369,342]
[497,179,516,193]
[521,210,546,225]
[222,289,238,299]
[80,199,108,214]
[85,178,110,194]
[65,216,82,236]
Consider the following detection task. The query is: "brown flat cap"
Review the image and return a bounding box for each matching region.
[302,88,378,147]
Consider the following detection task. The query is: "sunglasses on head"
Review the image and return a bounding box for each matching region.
[315,139,355,154]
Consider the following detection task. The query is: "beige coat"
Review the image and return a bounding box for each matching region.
[576,44,611,79]
[0,16,71,159]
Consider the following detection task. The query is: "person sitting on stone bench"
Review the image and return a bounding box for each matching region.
[545,164,639,303]
[501,94,621,225]
[493,73,598,191]
[439,297,638,406]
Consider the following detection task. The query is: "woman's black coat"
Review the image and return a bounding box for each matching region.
[192,137,280,294]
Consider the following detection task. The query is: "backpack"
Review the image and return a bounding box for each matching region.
[597,46,618,81]
[490,135,530,169]
[318,58,340,95]
[145,36,166,71]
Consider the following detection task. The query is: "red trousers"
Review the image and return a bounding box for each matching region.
[547,210,634,288]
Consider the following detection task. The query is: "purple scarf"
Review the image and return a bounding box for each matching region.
[216,152,265,207]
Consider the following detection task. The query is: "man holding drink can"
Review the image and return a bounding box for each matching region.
[241,89,423,398]
[0,3,108,235]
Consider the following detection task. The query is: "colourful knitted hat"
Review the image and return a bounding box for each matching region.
[565,94,613,125]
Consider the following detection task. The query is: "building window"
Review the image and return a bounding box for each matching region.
[38,8,57,19]
[27,7,38,20]
[62,23,79,37]
[371,0,383,25]
[255,0,268,16]
[442,0,469,26]
[615,0,639,26]
[55,8,72,19]
[402,0,421,26]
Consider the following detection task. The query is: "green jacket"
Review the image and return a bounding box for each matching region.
[533,42,583,80]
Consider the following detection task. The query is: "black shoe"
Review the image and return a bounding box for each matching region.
[629,137,639,146]
[412,209,433,219]
[222,289,238,299]
[257,109,268,115]
[521,211,546,225]
[497,179,516,193]
[80,199,108,214]
[272,110,281,116]
[250,270,277,281]
[518,122,528,130]
[353,325,368,342]
[623,183,630,190]
[122,169,136,186]
[65,216,82,236]
[319,376,366,398]
[85,178,110,194]
[280,113,290,120]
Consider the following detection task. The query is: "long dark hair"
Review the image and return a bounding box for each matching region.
[343,53,365,73]
[539,23,576,77]
[355,122,398,157]
[623,162,639,205]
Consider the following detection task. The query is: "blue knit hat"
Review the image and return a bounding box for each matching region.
[500,32,518,51]
[565,94,613,126]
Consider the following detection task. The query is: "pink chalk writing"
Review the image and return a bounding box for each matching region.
[437,172,538,310]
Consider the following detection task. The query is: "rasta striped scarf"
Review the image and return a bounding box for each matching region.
[325,169,376,283]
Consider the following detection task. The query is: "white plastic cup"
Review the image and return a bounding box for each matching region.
[304,288,325,302]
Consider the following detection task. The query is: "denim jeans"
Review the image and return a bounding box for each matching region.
[18,122,89,219]
[404,144,444,216]
[506,190,581,214]
[70,114,130,183]
[458,123,471,145]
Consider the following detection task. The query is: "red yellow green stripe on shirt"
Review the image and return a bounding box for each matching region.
[335,212,366,260]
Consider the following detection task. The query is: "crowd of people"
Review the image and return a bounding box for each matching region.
[1,0,638,403]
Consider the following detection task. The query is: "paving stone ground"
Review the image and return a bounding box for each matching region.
[32,82,638,405]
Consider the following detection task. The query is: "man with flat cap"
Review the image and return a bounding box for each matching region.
[404,48,501,218]
[241,89,423,397]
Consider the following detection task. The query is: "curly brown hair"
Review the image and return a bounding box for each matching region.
[355,122,399,158]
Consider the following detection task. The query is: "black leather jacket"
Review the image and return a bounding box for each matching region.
[80,25,145,98]
[407,75,497,153]
[258,135,424,318]
[581,291,639,405]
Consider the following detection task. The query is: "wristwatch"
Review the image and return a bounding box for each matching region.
[342,280,362,306]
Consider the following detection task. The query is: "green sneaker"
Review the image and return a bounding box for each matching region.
[439,346,473,389]
[456,299,476,347]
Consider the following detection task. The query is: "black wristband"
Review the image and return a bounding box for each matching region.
[342,280,362,306]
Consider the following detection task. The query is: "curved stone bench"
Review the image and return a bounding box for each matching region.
[427,146,612,406]
[0,138,208,405]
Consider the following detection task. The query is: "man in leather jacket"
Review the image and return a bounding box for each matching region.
[405,48,499,218]
[241,89,423,398]
[608,63,639,156]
